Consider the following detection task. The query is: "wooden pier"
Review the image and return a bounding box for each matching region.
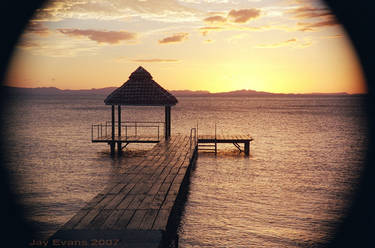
[53,68,254,247]
[50,135,197,248]
[198,134,253,156]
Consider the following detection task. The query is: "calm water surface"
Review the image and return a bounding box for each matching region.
[2,95,367,247]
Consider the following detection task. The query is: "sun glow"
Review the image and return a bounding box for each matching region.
[5,0,366,94]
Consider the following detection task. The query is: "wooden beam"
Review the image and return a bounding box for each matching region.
[118,105,122,156]
[244,141,250,156]
[111,105,115,156]
[165,106,171,140]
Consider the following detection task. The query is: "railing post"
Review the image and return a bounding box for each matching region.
[165,106,171,140]
[135,122,137,137]
[197,121,199,141]
[117,105,122,156]
[111,105,115,156]
[214,122,217,155]
[125,126,127,140]
[244,141,250,156]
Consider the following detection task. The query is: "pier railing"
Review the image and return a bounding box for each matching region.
[189,128,197,152]
[91,121,164,141]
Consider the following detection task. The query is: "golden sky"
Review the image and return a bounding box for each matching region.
[5,0,366,94]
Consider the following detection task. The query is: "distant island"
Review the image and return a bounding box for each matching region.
[2,86,362,97]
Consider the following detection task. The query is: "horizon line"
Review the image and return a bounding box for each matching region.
[3,84,367,95]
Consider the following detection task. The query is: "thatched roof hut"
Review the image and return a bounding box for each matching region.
[104,66,178,106]
[105,67,178,155]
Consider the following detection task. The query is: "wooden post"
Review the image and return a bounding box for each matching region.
[165,106,171,140]
[117,105,122,156]
[214,122,217,155]
[244,141,250,156]
[111,105,115,156]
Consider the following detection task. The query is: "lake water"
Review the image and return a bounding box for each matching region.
[1,94,367,247]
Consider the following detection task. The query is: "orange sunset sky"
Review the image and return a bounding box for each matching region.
[5,0,366,94]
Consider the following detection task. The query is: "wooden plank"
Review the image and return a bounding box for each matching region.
[147,179,164,195]
[152,210,170,230]
[100,183,118,195]
[164,174,176,183]
[172,174,185,185]
[169,183,181,195]
[127,194,147,210]
[138,194,155,209]
[112,209,135,230]
[62,209,89,230]
[83,194,105,210]
[161,201,175,211]
[139,209,159,230]
[117,194,136,209]
[109,183,126,194]
[101,210,124,229]
[149,193,166,209]
[127,209,147,230]
[130,183,151,195]
[119,183,136,195]
[130,173,145,184]
[90,209,112,229]
[94,194,116,209]
[75,208,101,229]
[104,193,127,210]
[158,182,171,193]
[169,166,179,176]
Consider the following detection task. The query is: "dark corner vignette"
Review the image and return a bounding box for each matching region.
[0,0,374,247]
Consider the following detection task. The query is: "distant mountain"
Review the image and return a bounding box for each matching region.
[170,90,210,96]
[3,86,354,97]
[3,86,117,95]
[170,89,351,97]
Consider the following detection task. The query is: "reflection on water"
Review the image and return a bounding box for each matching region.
[1,95,367,247]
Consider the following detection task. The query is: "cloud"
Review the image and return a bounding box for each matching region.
[158,33,189,44]
[199,26,224,36]
[57,29,137,44]
[285,1,338,31]
[17,39,40,49]
[198,23,298,36]
[298,18,338,31]
[256,38,296,48]
[287,6,332,19]
[256,38,312,48]
[33,0,198,22]
[204,15,227,24]
[131,58,179,63]
[228,9,261,23]
[320,34,344,39]
[17,38,98,57]
[199,8,261,36]
[25,21,50,36]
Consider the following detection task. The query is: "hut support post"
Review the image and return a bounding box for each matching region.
[165,106,171,140]
[117,105,122,155]
[110,105,115,156]
[244,141,250,156]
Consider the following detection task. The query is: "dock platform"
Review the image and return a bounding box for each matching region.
[49,135,197,248]
[91,135,160,144]
[198,134,253,156]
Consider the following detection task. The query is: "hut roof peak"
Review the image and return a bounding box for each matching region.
[104,66,178,106]
[129,66,152,80]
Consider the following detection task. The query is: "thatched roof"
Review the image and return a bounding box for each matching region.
[104,66,178,106]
